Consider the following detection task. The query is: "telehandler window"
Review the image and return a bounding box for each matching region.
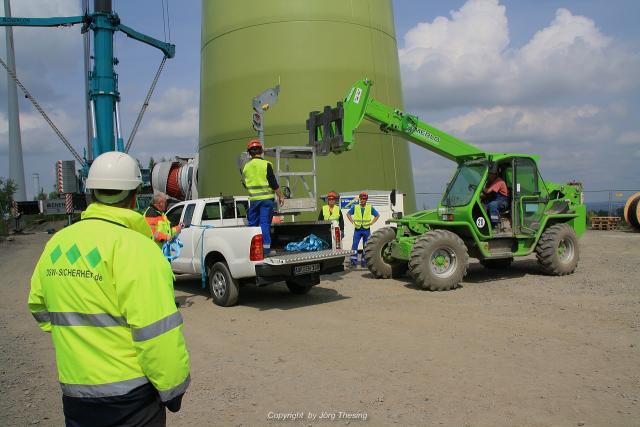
[442,161,486,207]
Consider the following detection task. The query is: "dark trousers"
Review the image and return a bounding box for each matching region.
[248,199,275,252]
[63,383,165,427]
[483,193,509,225]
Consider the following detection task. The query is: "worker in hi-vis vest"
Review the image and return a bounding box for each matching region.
[144,192,182,247]
[318,191,344,234]
[346,192,380,267]
[28,152,190,426]
[242,139,285,255]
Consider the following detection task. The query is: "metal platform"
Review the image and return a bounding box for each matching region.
[264,146,318,214]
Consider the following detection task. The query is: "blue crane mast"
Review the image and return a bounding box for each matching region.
[0,0,175,169]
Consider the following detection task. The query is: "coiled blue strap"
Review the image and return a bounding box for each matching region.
[189,224,215,289]
[162,233,183,262]
[285,234,329,252]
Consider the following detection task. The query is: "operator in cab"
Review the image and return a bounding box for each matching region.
[481,166,509,228]
[318,191,344,234]
[242,139,285,255]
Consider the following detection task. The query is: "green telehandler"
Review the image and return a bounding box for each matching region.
[307,79,586,290]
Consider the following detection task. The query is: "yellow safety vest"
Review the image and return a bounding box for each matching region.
[352,203,373,229]
[322,205,341,221]
[28,202,190,402]
[242,158,275,201]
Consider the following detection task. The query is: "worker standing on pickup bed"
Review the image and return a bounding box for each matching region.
[347,192,380,267]
[145,192,182,247]
[318,191,344,234]
[28,152,190,426]
[242,139,285,255]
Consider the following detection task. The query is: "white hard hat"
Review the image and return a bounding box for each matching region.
[85,151,142,190]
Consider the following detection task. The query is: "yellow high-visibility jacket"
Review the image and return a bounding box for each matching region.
[28,202,190,402]
[352,203,373,229]
[322,205,341,221]
[242,158,275,201]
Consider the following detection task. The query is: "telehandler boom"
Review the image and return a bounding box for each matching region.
[307,79,586,291]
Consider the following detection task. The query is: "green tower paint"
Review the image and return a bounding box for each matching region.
[199,0,416,213]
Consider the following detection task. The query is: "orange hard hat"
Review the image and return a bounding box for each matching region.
[327,191,339,200]
[359,191,368,200]
[247,139,262,151]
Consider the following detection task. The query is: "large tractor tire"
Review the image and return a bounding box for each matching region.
[408,230,469,291]
[535,223,579,275]
[480,258,513,269]
[208,262,240,307]
[364,227,408,279]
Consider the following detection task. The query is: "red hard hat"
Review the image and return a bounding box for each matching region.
[247,139,262,150]
[359,192,368,200]
[327,191,339,200]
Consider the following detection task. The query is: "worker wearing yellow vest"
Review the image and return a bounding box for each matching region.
[318,191,344,233]
[144,192,182,247]
[28,152,190,426]
[242,139,285,255]
[346,192,380,267]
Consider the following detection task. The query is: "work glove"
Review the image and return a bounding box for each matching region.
[164,394,184,413]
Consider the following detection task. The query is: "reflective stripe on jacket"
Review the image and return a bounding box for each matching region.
[28,202,190,402]
[352,204,373,229]
[144,205,178,246]
[322,205,341,221]
[242,158,275,201]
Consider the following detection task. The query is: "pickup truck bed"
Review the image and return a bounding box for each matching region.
[166,196,352,306]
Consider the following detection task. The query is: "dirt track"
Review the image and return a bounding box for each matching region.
[1,229,639,426]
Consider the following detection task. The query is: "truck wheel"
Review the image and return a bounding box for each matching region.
[408,230,468,291]
[208,262,240,307]
[286,279,313,295]
[480,258,513,269]
[364,227,408,279]
[535,223,579,275]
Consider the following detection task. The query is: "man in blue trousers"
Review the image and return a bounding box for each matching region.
[242,139,285,255]
[347,192,380,267]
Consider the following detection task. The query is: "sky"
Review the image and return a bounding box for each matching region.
[0,0,638,206]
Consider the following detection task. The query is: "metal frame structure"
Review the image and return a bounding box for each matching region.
[264,146,317,214]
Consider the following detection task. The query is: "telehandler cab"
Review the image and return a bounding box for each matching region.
[307,79,586,291]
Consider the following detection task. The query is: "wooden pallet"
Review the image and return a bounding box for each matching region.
[590,216,621,230]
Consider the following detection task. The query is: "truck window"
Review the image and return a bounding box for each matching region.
[202,202,221,221]
[222,200,235,219]
[166,205,184,227]
[182,204,196,227]
[236,201,249,218]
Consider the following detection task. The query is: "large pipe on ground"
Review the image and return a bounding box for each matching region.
[624,192,640,232]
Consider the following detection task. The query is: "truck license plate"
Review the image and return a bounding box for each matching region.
[294,263,320,276]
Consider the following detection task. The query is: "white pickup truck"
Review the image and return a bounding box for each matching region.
[165,196,352,306]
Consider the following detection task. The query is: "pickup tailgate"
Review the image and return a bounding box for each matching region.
[254,249,353,286]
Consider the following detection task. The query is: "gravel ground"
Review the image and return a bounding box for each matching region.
[1,229,639,426]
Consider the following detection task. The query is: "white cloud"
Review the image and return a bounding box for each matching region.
[127,87,198,160]
[617,131,640,146]
[0,109,81,156]
[399,0,640,110]
[436,104,609,148]
[0,0,83,101]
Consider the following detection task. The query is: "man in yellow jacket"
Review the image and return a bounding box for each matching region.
[28,152,190,426]
[242,139,285,255]
[144,192,182,247]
